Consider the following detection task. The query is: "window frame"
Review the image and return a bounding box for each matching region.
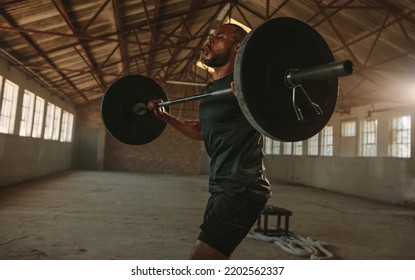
[360,119,378,157]
[321,125,333,156]
[0,79,19,134]
[390,115,411,158]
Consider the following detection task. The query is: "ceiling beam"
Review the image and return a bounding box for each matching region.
[313,0,361,67]
[52,0,111,91]
[111,0,128,75]
[0,24,202,50]
[0,7,88,101]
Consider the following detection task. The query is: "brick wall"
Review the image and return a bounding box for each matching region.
[104,124,202,174]
[75,96,204,175]
[75,101,106,170]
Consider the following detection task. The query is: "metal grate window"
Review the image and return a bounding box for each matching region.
[44,102,55,140]
[391,116,411,158]
[19,90,35,137]
[293,141,303,155]
[60,111,74,143]
[32,96,45,138]
[283,142,292,155]
[321,125,333,156]
[0,79,19,134]
[272,140,281,155]
[308,134,319,156]
[52,106,61,140]
[264,137,280,155]
[44,103,63,140]
[361,119,377,157]
[341,120,356,137]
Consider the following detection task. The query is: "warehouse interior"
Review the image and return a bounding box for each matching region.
[0,0,414,260]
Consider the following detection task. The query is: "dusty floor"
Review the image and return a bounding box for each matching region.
[0,170,414,260]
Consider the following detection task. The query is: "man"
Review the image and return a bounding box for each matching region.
[148,23,271,259]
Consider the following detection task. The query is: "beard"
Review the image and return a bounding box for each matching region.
[201,47,232,68]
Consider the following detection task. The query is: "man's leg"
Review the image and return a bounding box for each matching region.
[190,190,268,260]
[189,239,229,260]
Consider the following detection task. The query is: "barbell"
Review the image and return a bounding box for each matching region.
[101,17,354,145]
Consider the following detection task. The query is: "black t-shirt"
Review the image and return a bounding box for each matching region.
[199,74,270,194]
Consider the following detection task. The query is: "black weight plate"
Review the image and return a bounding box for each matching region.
[234,17,338,142]
[101,75,169,145]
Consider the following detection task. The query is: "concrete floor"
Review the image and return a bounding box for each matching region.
[0,170,414,260]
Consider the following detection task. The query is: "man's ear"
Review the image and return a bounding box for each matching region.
[234,42,241,53]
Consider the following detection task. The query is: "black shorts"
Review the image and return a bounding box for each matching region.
[198,188,269,257]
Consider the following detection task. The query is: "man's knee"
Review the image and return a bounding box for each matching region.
[189,239,229,260]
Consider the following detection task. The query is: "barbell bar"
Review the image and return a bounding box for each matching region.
[101,17,354,145]
[141,59,353,111]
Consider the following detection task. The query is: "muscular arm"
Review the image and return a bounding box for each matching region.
[148,99,203,141]
[160,113,203,141]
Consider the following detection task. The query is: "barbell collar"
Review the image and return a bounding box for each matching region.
[285,60,354,88]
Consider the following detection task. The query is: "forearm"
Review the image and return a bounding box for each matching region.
[148,98,203,141]
[162,114,203,141]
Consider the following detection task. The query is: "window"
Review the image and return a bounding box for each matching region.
[321,125,333,156]
[361,119,377,157]
[0,77,73,143]
[44,102,62,140]
[391,116,411,158]
[52,106,61,140]
[341,120,356,137]
[32,96,45,138]
[293,141,303,155]
[308,134,319,156]
[19,90,35,137]
[0,79,19,134]
[60,111,74,143]
[272,140,281,155]
[264,137,280,155]
[44,102,55,140]
[264,137,272,154]
[283,142,292,155]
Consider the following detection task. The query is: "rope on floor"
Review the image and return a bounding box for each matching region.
[247,231,334,260]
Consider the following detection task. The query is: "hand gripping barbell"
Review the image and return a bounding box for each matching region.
[101,17,354,145]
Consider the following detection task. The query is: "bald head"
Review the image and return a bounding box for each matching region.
[222,23,248,44]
